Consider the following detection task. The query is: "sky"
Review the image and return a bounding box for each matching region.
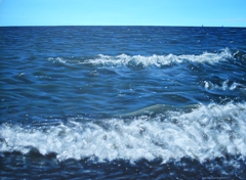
[0,0,246,27]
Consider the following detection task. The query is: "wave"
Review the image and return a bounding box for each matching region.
[48,48,234,68]
[204,80,246,91]
[1,102,245,164]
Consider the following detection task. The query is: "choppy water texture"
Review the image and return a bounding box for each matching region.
[1,26,246,179]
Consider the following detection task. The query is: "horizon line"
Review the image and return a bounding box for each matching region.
[1,25,246,28]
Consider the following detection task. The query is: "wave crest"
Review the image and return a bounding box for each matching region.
[48,48,233,68]
[81,49,232,67]
[1,102,245,163]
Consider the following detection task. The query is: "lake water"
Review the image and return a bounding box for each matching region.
[0,26,246,179]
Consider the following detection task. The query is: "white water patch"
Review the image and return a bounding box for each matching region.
[204,80,246,91]
[47,48,233,68]
[0,102,245,163]
[80,48,232,68]
[48,57,67,64]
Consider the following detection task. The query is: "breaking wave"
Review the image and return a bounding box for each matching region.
[48,48,234,68]
[1,102,245,164]
[204,80,246,91]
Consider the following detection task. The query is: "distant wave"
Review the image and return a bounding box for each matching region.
[48,48,234,68]
[1,102,245,164]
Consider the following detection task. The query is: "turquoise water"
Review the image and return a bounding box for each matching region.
[0,26,246,179]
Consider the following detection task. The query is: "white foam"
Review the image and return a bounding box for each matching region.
[81,49,232,67]
[48,57,67,64]
[48,48,233,68]
[0,102,245,163]
[204,80,245,91]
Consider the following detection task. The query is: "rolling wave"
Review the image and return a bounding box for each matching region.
[48,48,234,68]
[1,102,245,164]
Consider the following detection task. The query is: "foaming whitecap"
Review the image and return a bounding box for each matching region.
[0,102,245,163]
[48,48,233,68]
[83,48,232,67]
[204,80,246,91]
[48,57,67,64]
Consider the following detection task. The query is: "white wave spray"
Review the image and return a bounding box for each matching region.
[0,102,245,164]
[48,48,233,68]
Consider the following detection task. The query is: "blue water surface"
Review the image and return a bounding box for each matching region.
[0,26,246,179]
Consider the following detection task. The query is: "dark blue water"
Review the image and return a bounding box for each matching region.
[1,26,246,179]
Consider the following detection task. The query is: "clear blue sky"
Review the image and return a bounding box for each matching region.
[0,0,246,27]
